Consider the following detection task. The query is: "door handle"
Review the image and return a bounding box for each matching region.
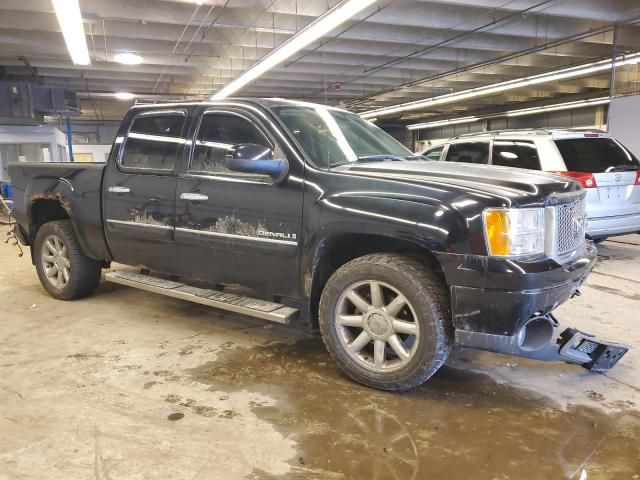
[108,186,130,194]
[180,192,208,201]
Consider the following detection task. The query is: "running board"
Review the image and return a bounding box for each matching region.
[105,271,297,324]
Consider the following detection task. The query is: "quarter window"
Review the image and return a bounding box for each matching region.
[423,145,444,161]
[445,142,489,164]
[492,140,541,170]
[190,112,272,176]
[121,113,186,171]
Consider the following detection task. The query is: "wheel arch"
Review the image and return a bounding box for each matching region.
[29,198,71,263]
[306,232,447,328]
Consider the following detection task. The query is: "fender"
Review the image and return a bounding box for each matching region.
[20,166,111,261]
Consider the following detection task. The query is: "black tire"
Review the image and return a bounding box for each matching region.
[319,253,453,391]
[34,220,102,300]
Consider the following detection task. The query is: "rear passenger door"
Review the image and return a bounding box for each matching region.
[491,140,541,170]
[174,107,303,297]
[444,141,490,164]
[103,109,188,271]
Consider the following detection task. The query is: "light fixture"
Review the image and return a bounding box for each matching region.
[362,52,640,120]
[114,92,135,100]
[212,0,376,99]
[407,116,480,130]
[51,0,90,66]
[505,97,611,117]
[114,53,144,65]
[406,97,611,130]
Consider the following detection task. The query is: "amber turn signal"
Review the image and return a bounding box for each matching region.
[483,209,511,256]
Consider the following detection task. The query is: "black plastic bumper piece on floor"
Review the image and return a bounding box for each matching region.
[456,325,629,372]
[558,328,630,373]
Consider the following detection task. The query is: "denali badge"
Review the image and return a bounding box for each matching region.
[615,173,622,182]
[257,230,297,241]
[572,218,583,238]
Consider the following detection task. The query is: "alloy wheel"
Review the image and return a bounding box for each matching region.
[335,280,420,372]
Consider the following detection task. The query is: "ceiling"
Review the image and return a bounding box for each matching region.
[0,0,639,124]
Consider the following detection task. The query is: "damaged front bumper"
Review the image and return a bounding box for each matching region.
[436,242,630,372]
[456,320,629,372]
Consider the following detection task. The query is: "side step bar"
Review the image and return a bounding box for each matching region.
[105,271,298,324]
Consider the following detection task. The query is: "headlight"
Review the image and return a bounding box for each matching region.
[483,207,545,256]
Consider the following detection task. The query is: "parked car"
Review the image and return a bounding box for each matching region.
[420,129,640,242]
[8,101,628,391]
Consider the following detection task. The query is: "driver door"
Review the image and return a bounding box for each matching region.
[174,107,303,297]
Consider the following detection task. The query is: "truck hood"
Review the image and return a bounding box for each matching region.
[332,160,583,207]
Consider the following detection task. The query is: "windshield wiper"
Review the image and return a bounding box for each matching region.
[405,154,427,161]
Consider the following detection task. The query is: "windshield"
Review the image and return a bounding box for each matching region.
[272,105,412,167]
[554,137,640,173]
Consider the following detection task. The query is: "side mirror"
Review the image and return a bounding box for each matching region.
[224,144,289,180]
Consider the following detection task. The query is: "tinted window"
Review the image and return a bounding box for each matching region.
[445,142,489,164]
[423,145,444,161]
[121,113,185,170]
[492,140,540,170]
[190,113,271,175]
[555,138,640,173]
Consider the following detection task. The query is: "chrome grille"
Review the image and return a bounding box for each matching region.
[555,197,586,255]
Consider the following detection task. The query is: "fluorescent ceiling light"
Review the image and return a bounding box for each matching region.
[506,97,610,117]
[114,92,135,100]
[114,53,143,65]
[406,97,611,130]
[51,0,90,66]
[362,52,640,120]
[407,116,480,131]
[212,0,376,99]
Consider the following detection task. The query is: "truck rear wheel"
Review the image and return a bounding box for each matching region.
[34,220,102,300]
[319,253,453,391]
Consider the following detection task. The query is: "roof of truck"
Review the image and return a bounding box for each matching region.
[129,97,350,112]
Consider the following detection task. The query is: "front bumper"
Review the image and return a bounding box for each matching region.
[435,243,629,371]
[436,243,597,337]
[456,323,629,372]
[586,212,640,237]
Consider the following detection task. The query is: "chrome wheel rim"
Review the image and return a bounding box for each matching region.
[41,234,70,289]
[335,280,420,372]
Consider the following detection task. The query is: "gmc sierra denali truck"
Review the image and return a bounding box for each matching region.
[8,99,628,391]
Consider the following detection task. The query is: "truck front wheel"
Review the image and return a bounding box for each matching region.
[319,253,453,391]
[34,220,102,300]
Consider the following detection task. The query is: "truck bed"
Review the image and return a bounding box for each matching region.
[8,162,110,261]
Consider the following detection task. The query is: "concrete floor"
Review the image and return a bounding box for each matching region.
[1,225,639,480]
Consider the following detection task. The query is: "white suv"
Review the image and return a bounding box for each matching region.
[420,129,640,242]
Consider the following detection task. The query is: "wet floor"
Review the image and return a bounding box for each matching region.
[2,228,640,479]
[188,338,640,480]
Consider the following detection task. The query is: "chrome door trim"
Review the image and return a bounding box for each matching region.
[106,219,173,230]
[174,227,297,245]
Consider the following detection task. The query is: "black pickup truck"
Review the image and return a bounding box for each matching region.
[8,99,628,390]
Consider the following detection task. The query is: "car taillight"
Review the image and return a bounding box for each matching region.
[636,170,640,185]
[553,171,597,188]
